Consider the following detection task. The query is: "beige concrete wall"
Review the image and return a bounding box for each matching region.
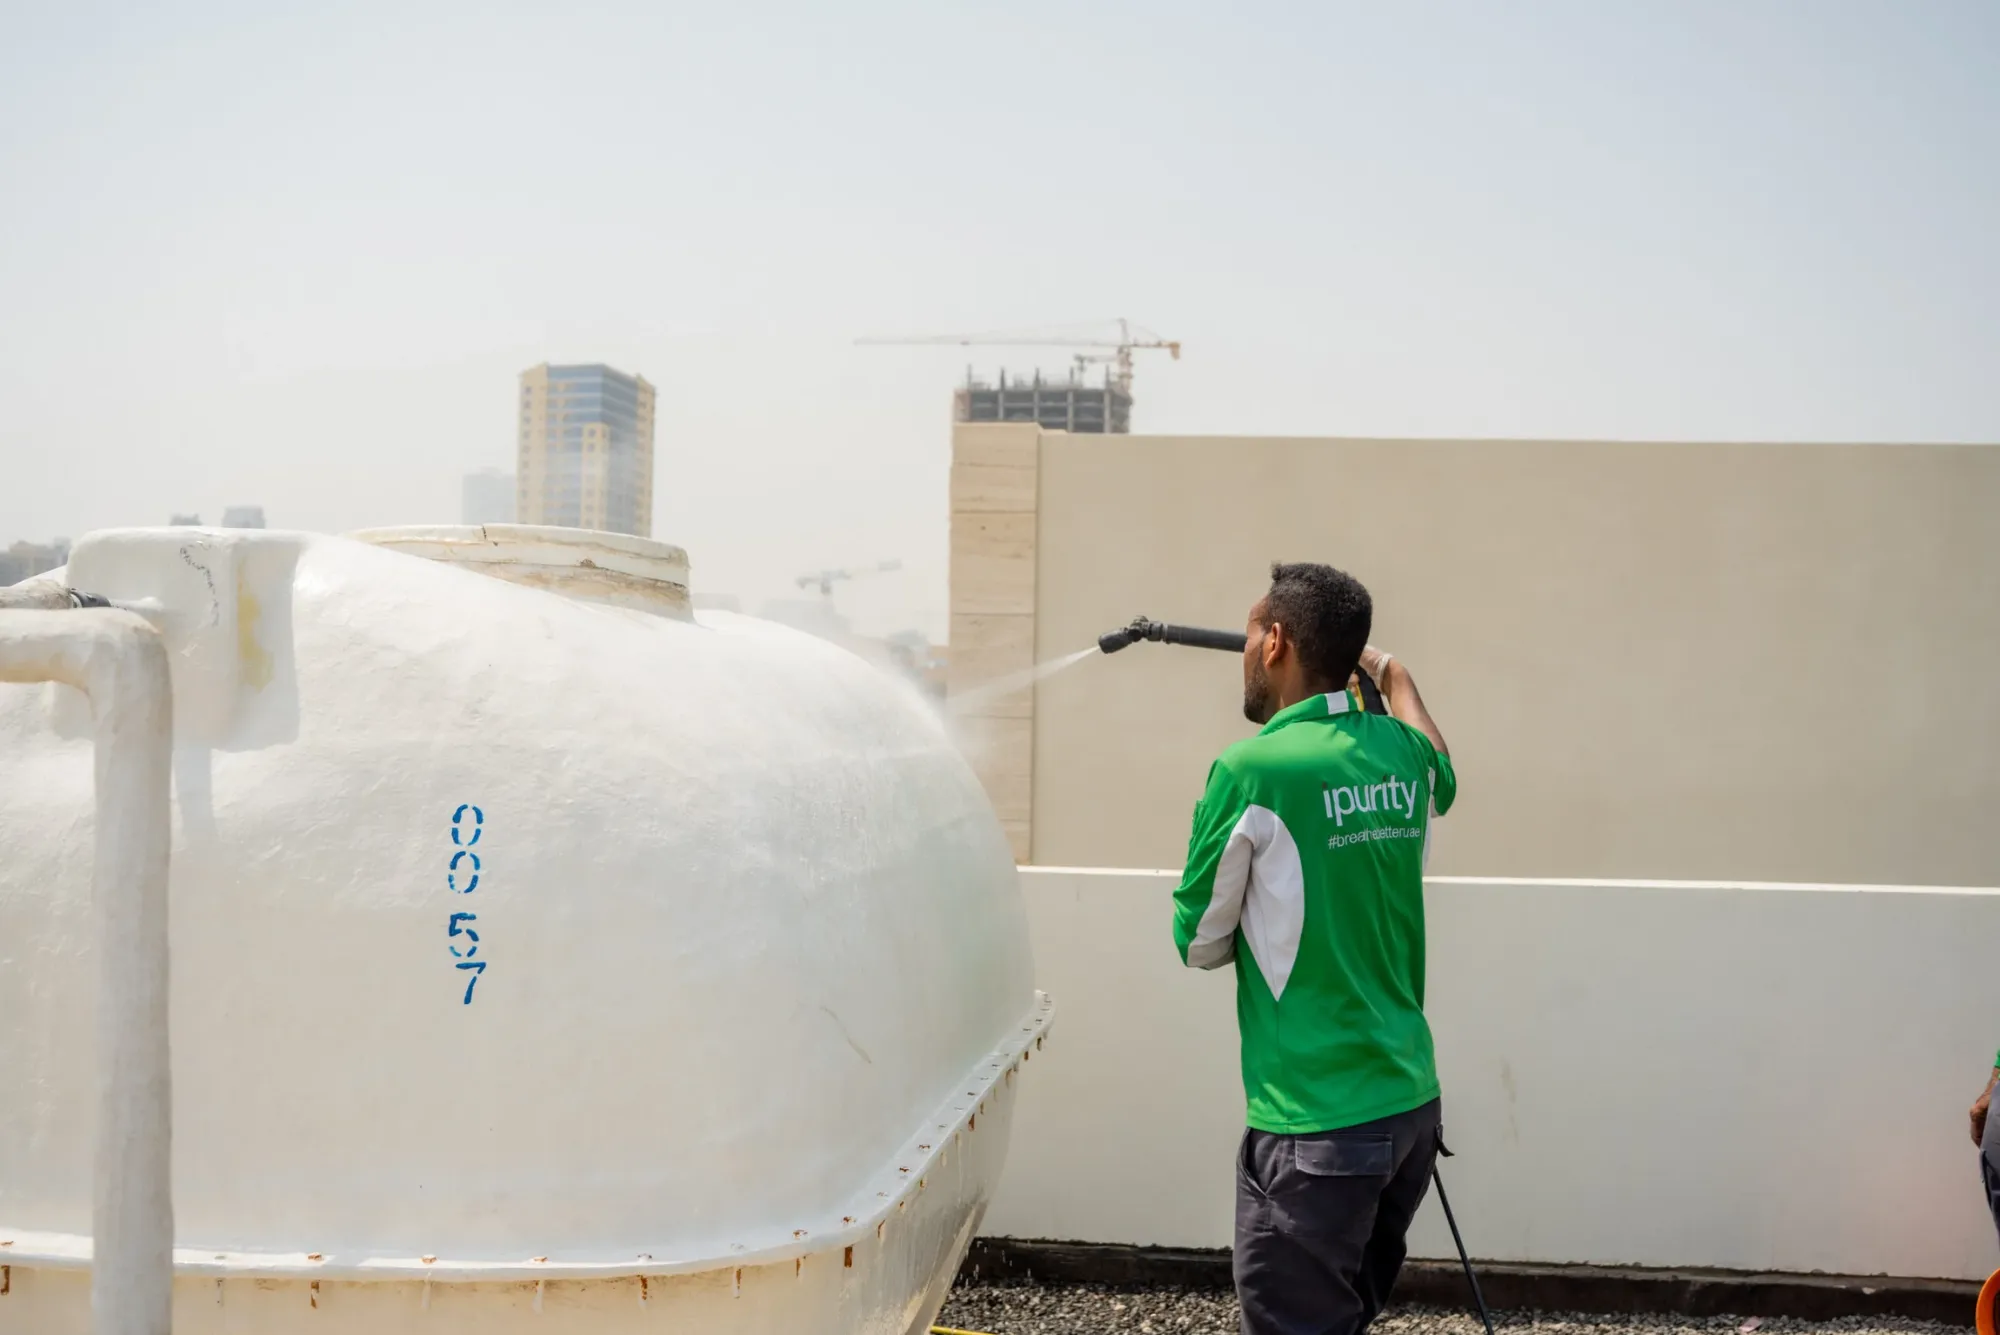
[947,424,1041,861]
[986,868,2000,1281]
[1007,433,2000,884]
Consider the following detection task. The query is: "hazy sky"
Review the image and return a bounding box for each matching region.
[4,0,1995,639]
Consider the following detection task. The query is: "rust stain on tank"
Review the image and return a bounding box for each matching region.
[236,584,274,690]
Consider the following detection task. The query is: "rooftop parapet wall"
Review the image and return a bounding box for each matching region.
[948,423,1042,861]
[986,868,2000,1283]
[946,426,2000,883]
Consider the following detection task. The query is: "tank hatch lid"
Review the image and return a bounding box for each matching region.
[352,524,692,620]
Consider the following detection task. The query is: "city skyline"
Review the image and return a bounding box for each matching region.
[3,2,1996,641]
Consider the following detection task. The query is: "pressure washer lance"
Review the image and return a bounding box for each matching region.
[1097,616,1250,657]
[1098,615,1494,1334]
[1097,616,1388,714]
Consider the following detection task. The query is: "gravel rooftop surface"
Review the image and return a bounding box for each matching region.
[934,1282,1964,1335]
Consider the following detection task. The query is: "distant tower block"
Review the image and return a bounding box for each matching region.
[221,506,267,529]
[461,468,515,526]
[517,363,656,537]
[955,368,1132,434]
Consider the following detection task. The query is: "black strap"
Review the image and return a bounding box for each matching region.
[1356,667,1388,715]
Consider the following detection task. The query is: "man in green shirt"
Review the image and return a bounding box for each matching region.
[1174,562,1455,1335]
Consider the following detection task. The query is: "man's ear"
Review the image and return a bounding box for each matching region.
[1262,622,1285,668]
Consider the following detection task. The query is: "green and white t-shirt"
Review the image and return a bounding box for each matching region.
[1173,688,1458,1134]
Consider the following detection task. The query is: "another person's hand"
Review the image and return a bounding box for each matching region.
[1358,645,1394,685]
[1972,1073,1998,1147]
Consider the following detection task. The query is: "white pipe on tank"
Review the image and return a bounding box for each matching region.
[0,610,174,1335]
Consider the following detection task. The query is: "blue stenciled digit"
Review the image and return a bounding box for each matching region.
[451,804,484,847]
[446,804,490,1005]
[448,911,479,958]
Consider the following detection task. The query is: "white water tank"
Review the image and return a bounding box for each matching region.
[0,525,1047,1333]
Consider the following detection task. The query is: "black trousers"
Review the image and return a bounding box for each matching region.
[1234,1099,1442,1335]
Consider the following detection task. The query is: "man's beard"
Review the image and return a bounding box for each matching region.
[1242,658,1275,724]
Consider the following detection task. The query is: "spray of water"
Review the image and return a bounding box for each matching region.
[946,645,1100,715]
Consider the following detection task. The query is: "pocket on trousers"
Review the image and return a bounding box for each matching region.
[1237,1131,1272,1200]
[1270,1132,1397,1238]
[1295,1134,1396,1179]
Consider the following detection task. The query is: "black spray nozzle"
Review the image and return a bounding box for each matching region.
[1096,618,1151,654]
[1098,617,1248,656]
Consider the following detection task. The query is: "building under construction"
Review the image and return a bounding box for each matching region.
[862,318,1175,434]
[953,368,1133,434]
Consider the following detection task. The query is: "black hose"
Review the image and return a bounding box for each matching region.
[1432,1160,1496,1335]
[0,583,109,611]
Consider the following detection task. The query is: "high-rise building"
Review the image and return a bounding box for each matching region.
[516,364,656,537]
[221,505,267,529]
[954,367,1131,433]
[461,468,515,526]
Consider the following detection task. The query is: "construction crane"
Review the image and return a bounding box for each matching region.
[856,318,1181,397]
[797,559,902,600]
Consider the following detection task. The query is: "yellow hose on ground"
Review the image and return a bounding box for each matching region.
[931,1327,996,1335]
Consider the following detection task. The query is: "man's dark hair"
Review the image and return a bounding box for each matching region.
[1263,562,1372,687]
